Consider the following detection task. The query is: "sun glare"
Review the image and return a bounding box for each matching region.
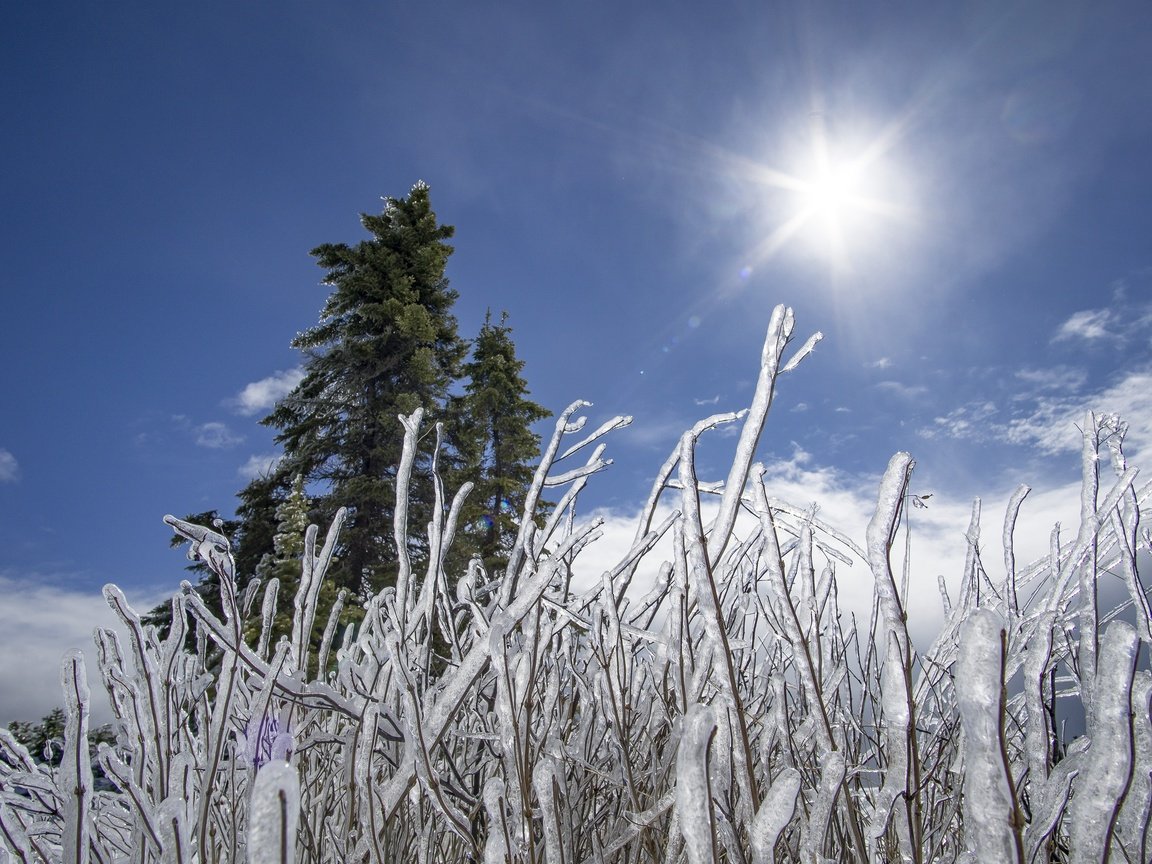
[802,163,861,221]
[735,114,912,275]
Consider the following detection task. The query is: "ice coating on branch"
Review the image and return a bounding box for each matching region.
[248,761,300,864]
[956,609,1022,863]
[1115,671,1152,860]
[60,650,92,864]
[751,767,800,864]
[1068,620,1138,861]
[677,703,718,864]
[0,304,1149,862]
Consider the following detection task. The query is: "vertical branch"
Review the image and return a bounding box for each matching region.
[394,408,425,626]
[707,304,822,567]
[1002,484,1031,618]
[678,416,761,814]
[249,762,300,864]
[956,610,1023,863]
[677,703,719,864]
[1068,621,1139,862]
[60,651,92,864]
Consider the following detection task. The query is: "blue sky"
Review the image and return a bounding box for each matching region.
[2,0,1151,721]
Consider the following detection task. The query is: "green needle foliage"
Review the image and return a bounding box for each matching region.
[261,181,467,598]
[451,310,551,574]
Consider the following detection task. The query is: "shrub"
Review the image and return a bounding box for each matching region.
[1,305,1149,863]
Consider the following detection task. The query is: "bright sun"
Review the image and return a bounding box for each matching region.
[735,117,910,274]
[802,163,862,222]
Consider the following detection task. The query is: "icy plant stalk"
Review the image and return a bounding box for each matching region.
[1,304,1149,863]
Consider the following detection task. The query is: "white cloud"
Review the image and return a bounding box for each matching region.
[868,357,893,370]
[0,449,18,483]
[1049,287,1152,348]
[1004,369,1152,461]
[1053,308,1118,343]
[238,453,284,480]
[921,401,999,442]
[1013,365,1087,393]
[874,380,928,400]
[790,402,809,413]
[0,574,167,727]
[694,395,720,406]
[557,441,1105,656]
[230,368,305,416]
[194,422,244,449]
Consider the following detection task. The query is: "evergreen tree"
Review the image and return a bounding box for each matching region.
[452,310,550,574]
[249,473,343,649]
[260,182,468,597]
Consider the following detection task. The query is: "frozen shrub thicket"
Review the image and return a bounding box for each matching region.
[2,304,1150,863]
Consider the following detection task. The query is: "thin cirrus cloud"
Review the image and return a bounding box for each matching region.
[230,368,304,416]
[0,449,18,483]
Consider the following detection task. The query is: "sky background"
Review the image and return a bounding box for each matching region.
[2,0,1151,723]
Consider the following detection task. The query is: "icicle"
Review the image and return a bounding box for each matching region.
[869,630,913,862]
[59,650,92,864]
[866,452,914,663]
[533,756,569,864]
[481,777,509,864]
[156,796,190,864]
[258,577,281,660]
[1002,484,1030,617]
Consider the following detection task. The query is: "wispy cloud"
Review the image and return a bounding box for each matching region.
[1003,369,1152,459]
[874,380,928,400]
[694,395,720,406]
[1013,365,1087,393]
[238,452,283,480]
[790,402,809,413]
[194,422,244,450]
[921,365,1152,464]
[1050,284,1152,346]
[0,448,18,483]
[1052,308,1118,343]
[868,357,892,370]
[921,400,999,442]
[230,368,304,416]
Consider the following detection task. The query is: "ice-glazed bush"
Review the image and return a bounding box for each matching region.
[2,305,1150,863]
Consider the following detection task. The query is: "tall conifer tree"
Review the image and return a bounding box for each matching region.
[259,182,467,597]
[452,311,550,573]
